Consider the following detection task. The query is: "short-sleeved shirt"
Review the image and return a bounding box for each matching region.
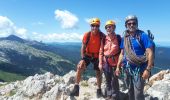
[99,34,120,67]
[120,31,153,72]
[83,32,101,58]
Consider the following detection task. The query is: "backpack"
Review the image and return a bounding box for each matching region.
[84,31,106,52]
[136,30,155,59]
[147,30,155,59]
[133,30,155,66]
[116,34,121,47]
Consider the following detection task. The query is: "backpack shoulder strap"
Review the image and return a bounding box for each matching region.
[85,31,91,47]
[113,34,121,56]
[85,31,105,46]
[99,31,106,44]
[99,31,105,40]
[98,32,105,56]
[137,30,155,52]
[83,31,91,54]
[136,30,145,51]
[116,34,121,46]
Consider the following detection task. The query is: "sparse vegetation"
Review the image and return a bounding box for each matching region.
[9,90,16,96]
[83,92,91,97]
[0,83,8,87]
[0,38,75,82]
[81,80,89,87]
[0,70,25,82]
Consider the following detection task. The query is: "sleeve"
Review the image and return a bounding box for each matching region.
[141,32,153,49]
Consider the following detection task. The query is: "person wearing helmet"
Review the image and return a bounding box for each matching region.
[70,18,105,98]
[99,20,121,100]
[116,15,154,100]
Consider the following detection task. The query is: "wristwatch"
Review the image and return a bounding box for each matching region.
[146,68,151,72]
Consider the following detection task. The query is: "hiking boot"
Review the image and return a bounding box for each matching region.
[96,89,103,98]
[70,85,79,96]
[105,96,116,100]
[105,96,112,100]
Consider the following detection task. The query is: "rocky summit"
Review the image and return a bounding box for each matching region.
[0,70,169,100]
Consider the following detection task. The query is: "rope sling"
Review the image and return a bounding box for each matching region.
[124,31,147,66]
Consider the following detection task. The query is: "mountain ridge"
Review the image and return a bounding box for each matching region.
[0,35,169,82]
[0,35,75,81]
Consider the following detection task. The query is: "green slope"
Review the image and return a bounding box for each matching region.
[0,40,75,81]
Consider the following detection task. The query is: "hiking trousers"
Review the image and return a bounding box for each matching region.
[103,66,119,100]
[124,71,145,100]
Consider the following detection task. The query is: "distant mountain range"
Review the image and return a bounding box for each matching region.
[0,35,169,82]
[48,42,170,74]
[0,35,75,81]
[154,46,170,71]
[48,41,170,74]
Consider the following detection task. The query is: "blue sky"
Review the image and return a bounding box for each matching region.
[0,0,170,46]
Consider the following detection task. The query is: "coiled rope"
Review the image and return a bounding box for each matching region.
[124,31,147,66]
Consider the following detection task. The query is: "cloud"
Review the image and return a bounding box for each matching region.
[55,9,79,29]
[15,28,27,38]
[0,16,28,38]
[0,16,15,37]
[31,32,83,42]
[0,16,82,42]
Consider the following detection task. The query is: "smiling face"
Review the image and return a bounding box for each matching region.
[91,24,100,34]
[105,25,115,34]
[126,19,138,33]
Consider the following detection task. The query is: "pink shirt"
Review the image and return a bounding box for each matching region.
[99,34,120,67]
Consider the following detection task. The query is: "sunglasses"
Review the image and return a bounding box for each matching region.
[127,22,136,26]
[91,24,99,27]
[105,25,112,29]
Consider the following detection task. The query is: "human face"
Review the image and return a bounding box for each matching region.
[105,25,115,34]
[91,24,100,33]
[126,20,138,33]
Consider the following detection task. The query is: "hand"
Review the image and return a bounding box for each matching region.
[98,64,103,72]
[115,67,120,76]
[77,60,86,69]
[142,70,150,80]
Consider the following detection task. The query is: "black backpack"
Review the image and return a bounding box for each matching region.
[84,31,106,50]
[136,30,155,58]
[116,34,121,47]
[147,30,155,58]
[134,30,155,66]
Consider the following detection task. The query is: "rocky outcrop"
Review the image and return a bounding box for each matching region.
[0,70,169,100]
[144,70,170,100]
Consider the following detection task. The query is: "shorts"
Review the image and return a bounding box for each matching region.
[83,55,99,71]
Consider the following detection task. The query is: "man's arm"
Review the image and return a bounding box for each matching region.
[98,40,104,71]
[142,47,153,79]
[146,47,153,70]
[117,49,124,68]
[81,43,85,59]
[115,49,124,76]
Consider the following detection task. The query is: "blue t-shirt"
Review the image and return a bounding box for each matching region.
[120,31,153,72]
